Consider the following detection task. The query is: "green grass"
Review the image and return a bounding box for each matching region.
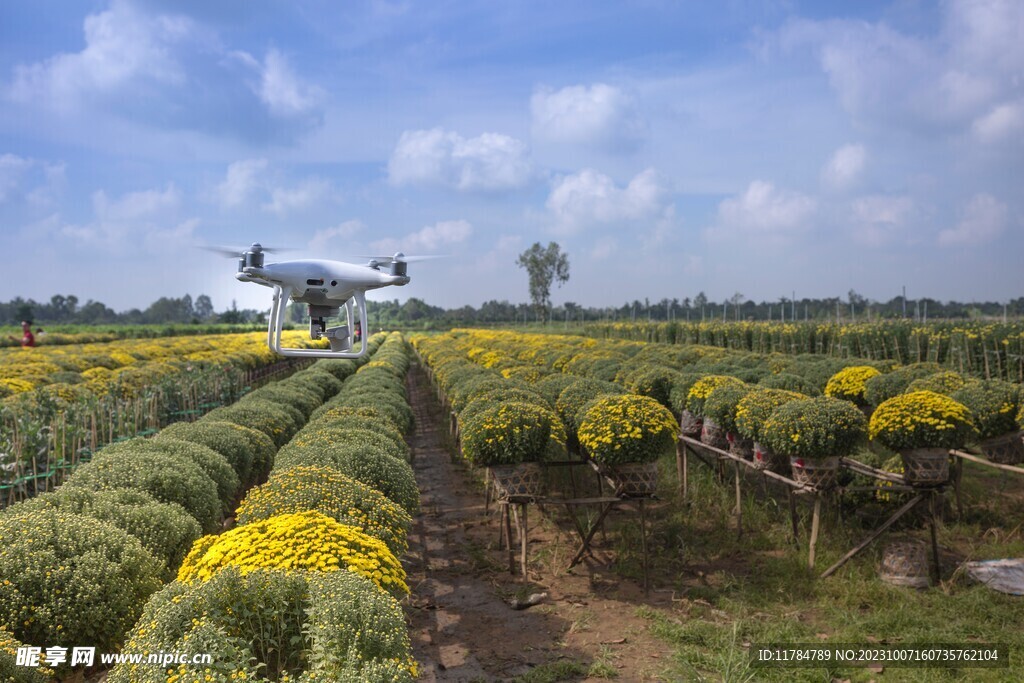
[603,453,1024,682]
[512,659,588,682]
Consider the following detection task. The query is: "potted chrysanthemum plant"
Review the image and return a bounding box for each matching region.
[952,381,1023,465]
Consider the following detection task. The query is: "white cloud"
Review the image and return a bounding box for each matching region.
[9,0,189,108]
[263,178,331,215]
[938,193,1008,246]
[388,128,533,191]
[370,219,473,255]
[309,220,365,253]
[850,195,915,247]
[821,143,866,190]
[249,49,323,117]
[774,1,1024,136]
[216,159,268,208]
[972,101,1024,143]
[0,153,66,205]
[0,154,33,201]
[707,180,816,243]
[531,83,646,151]
[54,183,197,254]
[589,237,618,261]
[546,168,669,235]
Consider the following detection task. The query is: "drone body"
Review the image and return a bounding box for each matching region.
[229,243,418,359]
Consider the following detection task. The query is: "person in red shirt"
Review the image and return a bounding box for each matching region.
[8,321,38,347]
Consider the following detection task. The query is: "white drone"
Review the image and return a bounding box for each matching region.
[212,243,434,359]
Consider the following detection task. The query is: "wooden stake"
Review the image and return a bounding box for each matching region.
[808,494,822,569]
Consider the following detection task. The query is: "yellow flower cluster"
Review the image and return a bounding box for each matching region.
[868,390,976,451]
[824,365,881,405]
[578,394,679,465]
[177,511,408,597]
[686,375,745,417]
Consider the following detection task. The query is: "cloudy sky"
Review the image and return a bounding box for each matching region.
[0,0,1021,312]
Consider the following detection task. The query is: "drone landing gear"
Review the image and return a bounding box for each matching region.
[267,286,369,359]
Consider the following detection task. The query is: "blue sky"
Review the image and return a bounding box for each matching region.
[0,0,1021,312]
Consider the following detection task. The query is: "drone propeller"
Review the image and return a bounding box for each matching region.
[199,243,297,258]
[355,253,445,264]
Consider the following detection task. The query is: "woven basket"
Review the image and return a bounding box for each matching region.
[752,442,788,473]
[608,461,659,497]
[980,431,1024,465]
[790,456,840,490]
[879,540,930,589]
[679,410,703,439]
[700,418,730,451]
[489,463,543,499]
[727,433,754,460]
[900,448,950,486]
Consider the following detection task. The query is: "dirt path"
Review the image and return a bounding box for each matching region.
[404,365,676,682]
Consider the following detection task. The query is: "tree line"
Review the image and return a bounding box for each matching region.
[3,290,1022,329]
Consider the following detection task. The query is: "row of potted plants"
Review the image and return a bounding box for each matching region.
[1,333,421,681]
[109,332,418,682]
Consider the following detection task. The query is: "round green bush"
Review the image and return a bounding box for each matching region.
[702,383,755,434]
[618,365,683,409]
[734,388,806,443]
[535,373,579,407]
[65,450,221,532]
[288,368,345,400]
[157,419,261,487]
[241,383,322,418]
[107,568,414,683]
[759,372,821,396]
[287,425,409,461]
[5,488,200,578]
[108,437,239,512]
[863,365,941,406]
[667,372,706,416]
[1,627,54,682]
[907,371,968,396]
[325,393,414,434]
[461,402,556,466]
[459,387,551,425]
[952,380,1022,440]
[314,358,359,381]
[0,509,163,656]
[686,375,745,417]
[272,442,419,514]
[236,466,412,556]
[761,396,867,459]
[305,406,407,446]
[555,378,624,434]
[578,394,679,465]
[202,400,301,447]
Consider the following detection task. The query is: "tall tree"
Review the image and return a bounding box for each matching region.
[516,242,570,322]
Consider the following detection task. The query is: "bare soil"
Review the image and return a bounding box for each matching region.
[404,366,677,682]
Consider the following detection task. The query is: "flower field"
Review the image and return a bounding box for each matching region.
[0,331,328,506]
[1,331,423,681]
[577,320,1024,382]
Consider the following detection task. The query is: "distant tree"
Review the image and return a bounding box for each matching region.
[194,295,215,321]
[15,302,33,323]
[516,242,569,322]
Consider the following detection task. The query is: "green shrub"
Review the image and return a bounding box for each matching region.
[288,368,345,400]
[157,419,260,486]
[686,375,745,417]
[535,373,579,407]
[702,382,754,434]
[273,443,419,515]
[863,365,940,406]
[305,406,406,445]
[907,371,967,396]
[325,393,414,434]
[461,402,557,466]
[1,627,54,682]
[236,466,412,556]
[952,380,1022,440]
[110,437,239,512]
[734,389,806,443]
[668,372,706,415]
[761,396,867,459]
[288,424,409,461]
[65,450,221,532]
[578,394,678,465]
[555,379,624,434]
[241,383,321,418]
[759,372,821,396]
[202,399,301,447]
[0,510,163,657]
[108,568,414,683]
[824,366,881,406]
[458,387,551,425]
[315,358,359,381]
[618,365,683,409]
[5,489,200,578]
